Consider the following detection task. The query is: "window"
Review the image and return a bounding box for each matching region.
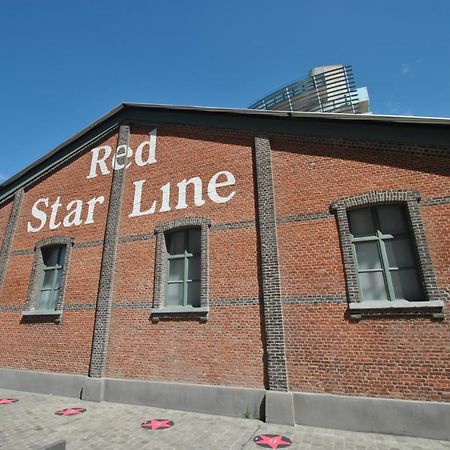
[152,217,211,322]
[166,229,201,307]
[24,236,73,319]
[37,245,66,310]
[349,205,423,302]
[331,191,443,319]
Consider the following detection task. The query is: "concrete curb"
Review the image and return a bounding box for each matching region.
[1,367,449,439]
[293,391,450,440]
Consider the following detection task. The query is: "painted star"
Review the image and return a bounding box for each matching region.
[141,419,174,430]
[55,407,86,416]
[254,434,292,449]
[0,398,18,405]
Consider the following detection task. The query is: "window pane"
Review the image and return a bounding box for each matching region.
[165,227,203,308]
[55,269,63,289]
[187,229,201,254]
[37,290,52,310]
[377,205,408,235]
[187,281,201,307]
[385,238,416,268]
[359,272,388,301]
[391,269,423,301]
[348,208,375,237]
[354,241,381,270]
[166,231,185,255]
[42,246,61,267]
[42,270,55,289]
[58,247,66,265]
[166,283,183,306]
[50,290,59,308]
[168,258,185,281]
[188,255,201,280]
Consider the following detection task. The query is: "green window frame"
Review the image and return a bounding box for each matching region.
[348,205,424,302]
[37,245,66,310]
[165,228,201,307]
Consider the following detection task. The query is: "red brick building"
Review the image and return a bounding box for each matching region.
[0,105,449,438]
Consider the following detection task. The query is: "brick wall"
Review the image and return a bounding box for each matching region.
[420,204,450,298]
[104,125,265,387]
[0,122,448,400]
[283,303,450,401]
[0,132,117,375]
[272,137,450,402]
[0,200,12,249]
[105,306,265,388]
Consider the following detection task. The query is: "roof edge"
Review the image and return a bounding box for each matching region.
[1,102,449,204]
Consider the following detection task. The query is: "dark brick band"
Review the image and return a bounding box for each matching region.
[254,136,289,392]
[210,220,256,232]
[272,133,450,159]
[277,211,331,224]
[10,249,33,256]
[420,195,450,207]
[0,303,96,313]
[114,298,260,309]
[65,303,96,310]
[74,240,104,248]
[209,297,260,307]
[283,295,347,305]
[0,305,22,312]
[0,190,24,297]
[112,301,153,310]
[89,124,130,378]
[118,232,156,243]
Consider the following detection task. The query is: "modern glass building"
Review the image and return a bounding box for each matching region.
[249,65,370,114]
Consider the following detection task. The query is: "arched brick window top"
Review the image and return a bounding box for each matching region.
[24,236,74,321]
[34,236,75,251]
[152,217,212,323]
[155,216,212,233]
[330,190,421,212]
[331,191,443,320]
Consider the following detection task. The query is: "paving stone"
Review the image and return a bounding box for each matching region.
[0,388,448,449]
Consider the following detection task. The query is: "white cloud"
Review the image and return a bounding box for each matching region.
[401,63,411,74]
[387,100,400,114]
[386,100,413,116]
[0,173,7,182]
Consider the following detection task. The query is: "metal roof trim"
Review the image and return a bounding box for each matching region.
[121,102,450,124]
[0,102,449,204]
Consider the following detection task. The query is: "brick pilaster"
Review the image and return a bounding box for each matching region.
[0,189,24,297]
[254,136,289,391]
[89,124,129,378]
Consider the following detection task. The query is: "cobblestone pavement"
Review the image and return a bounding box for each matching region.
[0,388,448,450]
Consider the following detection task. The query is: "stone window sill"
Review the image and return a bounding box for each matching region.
[348,300,444,321]
[22,309,62,323]
[150,306,209,323]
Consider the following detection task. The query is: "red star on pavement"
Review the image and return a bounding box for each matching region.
[55,407,86,416]
[254,434,292,449]
[141,419,174,430]
[0,398,18,404]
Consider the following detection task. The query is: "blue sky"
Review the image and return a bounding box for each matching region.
[1,0,449,182]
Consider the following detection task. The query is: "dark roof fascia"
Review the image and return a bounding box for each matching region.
[123,103,450,147]
[0,103,449,205]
